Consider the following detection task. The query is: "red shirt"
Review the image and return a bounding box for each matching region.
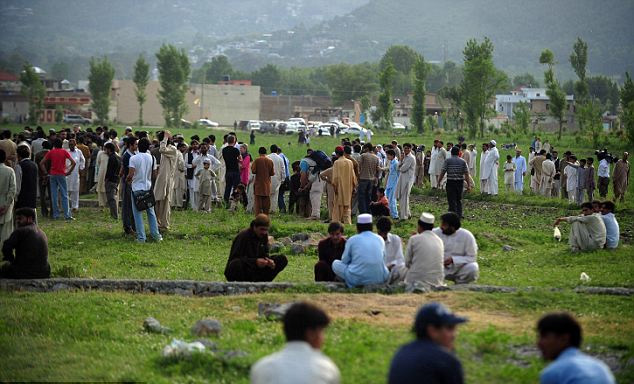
[44,148,71,176]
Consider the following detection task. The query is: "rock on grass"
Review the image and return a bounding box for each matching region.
[191,319,222,337]
[143,317,171,334]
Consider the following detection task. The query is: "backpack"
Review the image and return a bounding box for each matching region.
[307,150,332,174]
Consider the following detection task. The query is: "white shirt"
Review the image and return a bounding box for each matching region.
[193,152,220,171]
[384,233,405,268]
[598,159,610,178]
[268,152,285,182]
[565,164,578,192]
[129,152,157,191]
[468,149,477,169]
[250,341,340,384]
[479,150,489,180]
[432,227,478,266]
[404,230,445,286]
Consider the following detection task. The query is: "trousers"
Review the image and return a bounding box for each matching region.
[224,255,288,282]
[254,195,271,215]
[446,180,464,218]
[105,180,119,219]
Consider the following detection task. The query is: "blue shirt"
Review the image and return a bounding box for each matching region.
[279,153,290,179]
[513,155,527,181]
[388,340,464,384]
[339,231,389,287]
[386,158,399,190]
[541,347,615,384]
[601,213,619,249]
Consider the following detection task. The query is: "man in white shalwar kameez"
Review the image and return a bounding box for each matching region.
[66,139,85,211]
[479,143,489,193]
[482,140,499,195]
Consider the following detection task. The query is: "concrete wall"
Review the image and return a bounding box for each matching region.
[112,80,260,126]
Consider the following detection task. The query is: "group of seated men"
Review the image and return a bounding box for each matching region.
[554,200,620,252]
[224,211,480,288]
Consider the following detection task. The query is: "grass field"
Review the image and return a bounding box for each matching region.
[1,122,633,383]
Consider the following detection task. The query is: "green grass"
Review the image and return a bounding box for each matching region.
[0,290,632,383]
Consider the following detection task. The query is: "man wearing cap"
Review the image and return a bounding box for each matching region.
[396,143,416,220]
[541,153,556,197]
[530,150,547,194]
[438,147,471,219]
[481,140,499,195]
[513,148,527,194]
[429,140,447,189]
[388,302,467,384]
[432,212,479,284]
[224,214,288,282]
[396,213,445,287]
[332,214,389,287]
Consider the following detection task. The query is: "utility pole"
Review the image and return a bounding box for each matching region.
[200,68,205,119]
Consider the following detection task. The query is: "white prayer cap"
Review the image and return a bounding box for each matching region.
[357,213,373,224]
[490,140,497,146]
[419,212,434,224]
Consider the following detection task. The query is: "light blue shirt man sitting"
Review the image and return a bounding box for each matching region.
[600,201,619,249]
[332,214,389,287]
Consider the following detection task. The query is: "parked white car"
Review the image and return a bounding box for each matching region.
[284,121,301,134]
[393,122,406,130]
[247,120,261,131]
[316,123,333,136]
[197,119,219,128]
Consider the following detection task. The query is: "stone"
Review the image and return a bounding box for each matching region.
[162,339,206,358]
[191,319,222,337]
[194,339,218,351]
[502,245,513,252]
[290,244,306,254]
[270,242,284,253]
[174,288,193,296]
[51,283,71,291]
[222,349,249,359]
[143,317,171,334]
[291,233,310,242]
[258,302,295,320]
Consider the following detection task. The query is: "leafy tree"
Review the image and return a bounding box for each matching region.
[410,56,428,133]
[513,101,531,134]
[88,57,115,124]
[51,60,70,80]
[539,49,567,140]
[380,45,420,73]
[155,44,190,128]
[324,63,378,105]
[251,64,281,94]
[359,95,371,124]
[461,37,501,138]
[19,63,45,125]
[569,37,589,102]
[376,60,395,130]
[512,73,540,88]
[427,61,463,92]
[587,76,620,114]
[192,55,233,84]
[133,55,150,126]
[578,99,603,148]
[54,105,64,124]
[440,85,464,132]
[621,72,634,145]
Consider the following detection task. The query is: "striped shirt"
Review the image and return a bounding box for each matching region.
[442,156,468,181]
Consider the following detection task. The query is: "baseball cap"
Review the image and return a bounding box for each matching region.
[414,302,468,330]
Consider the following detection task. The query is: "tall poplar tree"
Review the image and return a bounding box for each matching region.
[155,44,190,127]
[133,55,150,126]
[377,60,395,130]
[20,64,45,124]
[88,57,115,124]
[411,56,428,133]
[540,49,567,140]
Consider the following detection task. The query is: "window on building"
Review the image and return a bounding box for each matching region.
[546,104,549,110]
[536,93,540,97]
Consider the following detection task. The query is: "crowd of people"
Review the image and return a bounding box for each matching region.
[251,301,616,384]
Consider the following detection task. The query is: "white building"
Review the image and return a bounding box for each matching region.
[495,87,574,119]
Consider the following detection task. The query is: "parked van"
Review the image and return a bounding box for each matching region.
[247,120,261,131]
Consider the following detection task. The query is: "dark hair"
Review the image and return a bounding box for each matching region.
[353,144,361,153]
[104,142,116,153]
[126,137,137,148]
[537,313,582,348]
[601,201,615,212]
[138,138,150,153]
[580,202,593,210]
[53,138,63,148]
[417,220,434,231]
[451,146,460,156]
[592,200,602,207]
[440,212,461,230]
[42,140,51,150]
[14,207,36,220]
[376,216,392,233]
[1,130,11,139]
[506,154,512,160]
[0,149,5,163]
[356,223,373,233]
[209,134,216,143]
[403,143,412,149]
[344,146,352,155]
[270,144,278,153]
[377,187,385,195]
[258,147,267,155]
[283,302,330,342]
[17,145,30,160]
[546,153,552,160]
[292,160,300,171]
[461,143,467,149]
[327,221,344,234]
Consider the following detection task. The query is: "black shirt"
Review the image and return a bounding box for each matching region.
[105,153,121,183]
[16,158,38,209]
[2,224,50,278]
[388,340,464,384]
[222,146,241,173]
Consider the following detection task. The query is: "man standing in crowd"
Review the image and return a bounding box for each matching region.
[396,143,416,220]
[127,137,162,243]
[601,201,619,249]
[612,152,629,202]
[552,151,561,198]
[120,137,137,235]
[76,136,92,194]
[513,148,527,194]
[34,141,51,217]
[438,146,471,219]
[388,302,467,384]
[224,214,287,282]
[251,147,274,215]
[103,143,120,220]
[586,157,596,202]
[479,142,489,193]
[332,214,389,287]
[41,139,76,221]
[598,153,610,198]
[399,212,444,287]
[541,153,556,197]
[331,146,356,224]
[357,143,380,214]
[429,140,447,189]
[537,313,615,384]
[222,135,242,207]
[0,207,50,279]
[66,138,85,212]
[482,140,499,195]
[0,149,16,249]
[153,131,178,231]
[0,130,17,167]
[250,302,340,384]
[467,144,477,179]
[14,146,38,218]
[268,144,285,213]
[276,146,290,213]
[553,202,606,252]
[433,212,479,284]
[300,150,326,221]
[530,150,546,194]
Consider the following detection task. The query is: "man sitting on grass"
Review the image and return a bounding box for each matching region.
[600,201,619,249]
[432,212,479,284]
[1,207,50,279]
[224,214,288,282]
[331,213,389,288]
[553,202,606,252]
[251,302,340,384]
